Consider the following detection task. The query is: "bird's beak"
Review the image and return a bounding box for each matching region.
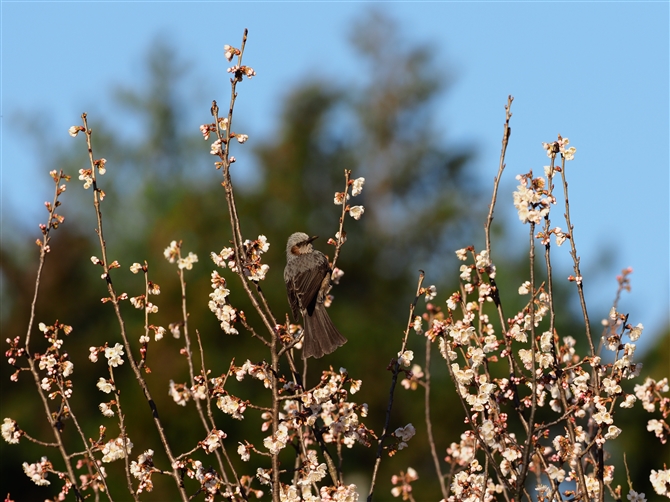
[307,235,319,244]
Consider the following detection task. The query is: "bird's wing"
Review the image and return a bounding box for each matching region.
[286,279,301,321]
[292,254,329,315]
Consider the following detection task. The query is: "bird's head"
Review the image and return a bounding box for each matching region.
[286,232,318,257]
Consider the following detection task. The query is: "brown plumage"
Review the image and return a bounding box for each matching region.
[284,232,347,358]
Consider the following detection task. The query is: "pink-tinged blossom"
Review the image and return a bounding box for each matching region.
[459,264,472,282]
[397,350,413,367]
[164,241,180,263]
[201,429,227,454]
[237,443,251,462]
[348,205,364,220]
[604,425,621,440]
[101,436,133,463]
[263,423,289,455]
[153,326,166,341]
[59,358,74,378]
[451,363,474,386]
[78,169,93,189]
[216,395,246,420]
[95,158,107,175]
[22,457,51,486]
[99,402,115,417]
[546,464,566,482]
[602,377,622,396]
[554,227,567,246]
[518,281,530,295]
[178,252,198,270]
[455,248,468,261]
[68,126,80,137]
[331,267,344,285]
[351,177,365,196]
[333,191,348,205]
[628,323,644,341]
[593,402,613,425]
[130,449,155,493]
[210,139,223,156]
[2,418,20,444]
[412,316,423,335]
[224,45,235,61]
[169,380,191,406]
[650,468,670,496]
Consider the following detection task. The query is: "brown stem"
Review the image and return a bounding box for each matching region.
[424,336,448,500]
[485,95,513,257]
[367,271,424,502]
[175,255,231,491]
[559,156,595,357]
[81,114,188,501]
[106,365,136,501]
[23,172,85,501]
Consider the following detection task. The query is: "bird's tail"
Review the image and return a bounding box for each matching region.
[303,305,347,358]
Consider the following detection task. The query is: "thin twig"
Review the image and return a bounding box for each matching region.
[22,172,85,501]
[424,336,448,500]
[81,114,189,501]
[485,95,513,257]
[174,251,230,489]
[367,271,424,502]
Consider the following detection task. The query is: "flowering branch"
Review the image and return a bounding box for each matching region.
[368,271,424,502]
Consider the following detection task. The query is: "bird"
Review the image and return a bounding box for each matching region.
[284,232,347,358]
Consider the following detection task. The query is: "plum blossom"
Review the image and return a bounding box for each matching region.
[348,205,365,220]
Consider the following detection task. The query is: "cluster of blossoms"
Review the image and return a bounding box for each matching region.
[230,367,371,468]
[76,158,106,190]
[2,418,21,444]
[96,376,117,417]
[391,146,665,496]
[130,449,156,493]
[208,236,271,334]
[211,235,270,281]
[390,467,419,500]
[207,270,238,335]
[542,134,576,161]
[200,428,227,454]
[449,459,502,502]
[234,359,274,389]
[22,456,53,487]
[69,122,107,191]
[512,172,555,225]
[100,435,133,463]
[334,176,365,220]
[174,457,225,502]
[34,322,74,400]
[406,222,663,499]
[164,240,199,270]
[5,335,25,382]
[35,170,69,250]
[274,450,359,501]
[635,376,669,444]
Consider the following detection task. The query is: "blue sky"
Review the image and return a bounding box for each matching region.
[2,2,668,350]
